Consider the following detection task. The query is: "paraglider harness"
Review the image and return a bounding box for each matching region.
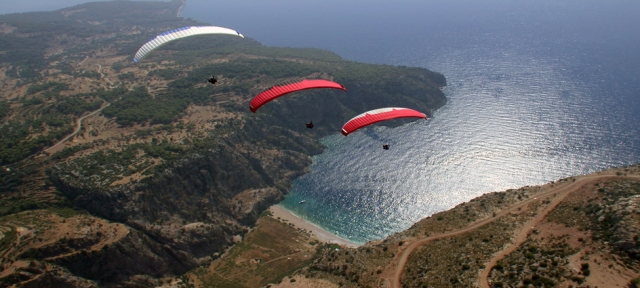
[306,121,314,129]
[208,77,217,84]
[382,144,390,150]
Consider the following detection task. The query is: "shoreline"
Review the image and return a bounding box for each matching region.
[269,204,361,248]
[176,0,186,17]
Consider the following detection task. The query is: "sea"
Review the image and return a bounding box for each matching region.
[182,0,640,244]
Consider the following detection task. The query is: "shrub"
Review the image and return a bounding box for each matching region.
[570,276,585,284]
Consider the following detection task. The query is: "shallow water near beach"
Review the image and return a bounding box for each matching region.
[183,0,640,244]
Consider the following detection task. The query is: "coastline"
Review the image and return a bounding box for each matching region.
[269,204,360,248]
[176,0,186,17]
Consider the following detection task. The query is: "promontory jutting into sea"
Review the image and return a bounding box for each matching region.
[183,0,640,243]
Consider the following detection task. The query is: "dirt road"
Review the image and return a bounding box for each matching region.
[44,101,110,153]
[389,173,639,288]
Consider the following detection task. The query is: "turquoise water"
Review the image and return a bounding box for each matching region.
[183,1,640,244]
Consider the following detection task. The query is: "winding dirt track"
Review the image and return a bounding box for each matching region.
[44,101,110,153]
[388,173,639,288]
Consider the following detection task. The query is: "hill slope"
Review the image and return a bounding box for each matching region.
[285,165,640,288]
[0,1,446,286]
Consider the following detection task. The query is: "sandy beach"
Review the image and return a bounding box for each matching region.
[269,204,360,248]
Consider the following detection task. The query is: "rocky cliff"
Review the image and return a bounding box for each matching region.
[0,1,446,286]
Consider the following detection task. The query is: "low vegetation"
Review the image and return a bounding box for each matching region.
[10,0,639,287]
[283,165,640,288]
[189,215,322,288]
[488,237,580,287]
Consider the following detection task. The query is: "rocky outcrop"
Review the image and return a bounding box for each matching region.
[51,228,194,283]
[604,194,640,259]
[47,138,317,284]
[47,66,446,285]
[29,1,448,286]
[55,146,277,242]
[20,262,99,288]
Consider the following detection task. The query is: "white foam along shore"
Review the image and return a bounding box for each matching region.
[269,204,361,248]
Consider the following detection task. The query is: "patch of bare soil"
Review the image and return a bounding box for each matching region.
[270,275,340,288]
[0,23,17,34]
[478,179,594,288]
[532,222,589,250]
[0,210,129,283]
[186,216,319,288]
[482,175,640,288]
[0,72,28,100]
[230,188,280,219]
[566,251,636,288]
[315,170,638,288]
[184,104,236,128]
[109,158,161,186]
[61,9,86,17]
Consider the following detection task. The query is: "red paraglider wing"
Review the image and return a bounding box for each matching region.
[341,107,427,136]
[249,79,346,112]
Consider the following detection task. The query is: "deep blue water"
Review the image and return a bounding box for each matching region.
[183,0,640,244]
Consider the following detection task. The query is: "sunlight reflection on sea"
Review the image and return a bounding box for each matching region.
[183,0,640,244]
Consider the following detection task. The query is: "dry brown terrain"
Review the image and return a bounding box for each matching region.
[281,166,640,288]
[269,275,340,288]
[0,209,129,285]
[183,213,324,288]
[390,173,640,288]
[3,4,637,287]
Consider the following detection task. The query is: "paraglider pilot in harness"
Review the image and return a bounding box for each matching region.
[208,77,217,85]
[306,121,314,129]
[382,144,390,150]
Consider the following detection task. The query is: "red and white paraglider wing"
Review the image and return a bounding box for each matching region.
[249,79,346,112]
[341,107,427,136]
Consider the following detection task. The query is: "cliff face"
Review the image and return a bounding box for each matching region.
[51,228,194,281]
[0,0,447,286]
[49,141,313,275]
[43,69,445,285]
